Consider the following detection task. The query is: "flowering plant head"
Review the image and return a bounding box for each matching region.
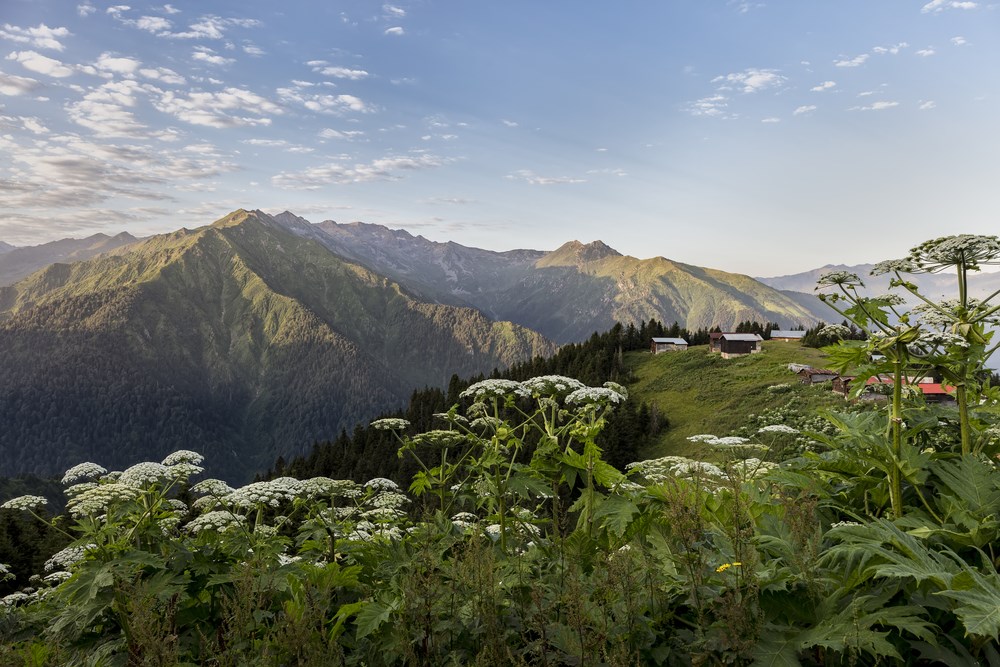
[520,375,586,398]
[904,234,1000,273]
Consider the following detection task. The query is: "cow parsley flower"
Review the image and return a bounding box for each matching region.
[757,424,800,434]
[521,375,586,398]
[43,571,73,584]
[64,483,99,498]
[187,510,247,534]
[365,478,400,492]
[191,478,234,496]
[67,483,140,517]
[815,271,863,288]
[119,462,170,489]
[44,544,93,572]
[818,324,851,339]
[225,478,301,509]
[1,495,48,512]
[905,234,1000,272]
[565,386,626,406]
[460,379,531,400]
[0,563,11,581]
[161,450,205,466]
[61,462,108,485]
[370,418,411,431]
[870,259,916,275]
[1,592,33,607]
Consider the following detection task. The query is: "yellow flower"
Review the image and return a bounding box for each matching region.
[716,561,742,573]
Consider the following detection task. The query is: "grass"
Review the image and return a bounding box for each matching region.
[628,341,848,458]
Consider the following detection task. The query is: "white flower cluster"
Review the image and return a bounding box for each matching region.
[829,521,861,529]
[119,462,170,488]
[191,478,235,496]
[818,324,851,339]
[757,424,800,434]
[365,477,400,492]
[460,379,531,401]
[565,386,626,406]
[1,495,48,511]
[0,563,11,581]
[371,491,409,510]
[686,434,719,443]
[61,462,108,485]
[628,456,725,484]
[44,544,93,573]
[410,430,469,449]
[224,478,301,509]
[370,417,411,431]
[915,330,970,350]
[433,412,468,425]
[451,512,478,530]
[161,450,205,466]
[908,234,1000,269]
[870,258,916,276]
[43,571,72,584]
[727,458,777,480]
[815,271,863,288]
[64,482,99,498]
[187,510,247,534]
[872,293,907,306]
[603,381,629,401]
[521,375,586,397]
[67,483,141,517]
[166,462,205,481]
[1,592,33,607]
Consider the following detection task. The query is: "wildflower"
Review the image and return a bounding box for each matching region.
[370,418,411,431]
[165,462,205,481]
[521,375,586,398]
[603,381,629,401]
[757,424,799,434]
[461,379,531,401]
[364,477,400,492]
[716,562,742,573]
[61,462,107,485]
[815,271,863,288]
[187,510,247,534]
[43,571,72,584]
[44,545,94,572]
[686,434,719,443]
[829,521,861,529]
[870,258,916,275]
[191,478,235,496]
[66,483,140,517]
[225,478,301,509]
[161,450,205,466]
[818,324,851,339]
[1,495,48,512]
[873,293,907,306]
[1,592,33,607]
[409,430,468,449]
[64,482,99,498]
[119,462,170,489]
[565,386,626,406]
[0,563,11,582]
[904,234,1000,272]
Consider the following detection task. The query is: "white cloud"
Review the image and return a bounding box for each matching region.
[318,128,365,139]
[314,65,369,80]
[506,169,586,185]
[712,68,785,93]
[66,79,147,136]
[0,23,71,51]
[192,47,235,66]
[793,105,816,115]
[139,67,185,85]
[811,81,836,91]
[277,87,371,115]
[106,6,130,16]
[502,119,518,127]
[761,117,781,123]
[77,4,96,17]
[21,117,48,134]
[272,153,451,188]
[921,0,977,12]
[0,70,42,95]
[166,16,260,40]
[6,50,75,78]
[243,44,265,56]
[834,54,869,67]
[872,42,908,55]
[849,100,899,111]
[951,36,967,46]
[917,48,936,56]
[95,52,142,75]
[162,5,180,14]
[919,100,936,110]
[385,27,405,36]
[133,16,172,33]
[383,4,406,18]
[152,86,281,128]
[688,94,729,117]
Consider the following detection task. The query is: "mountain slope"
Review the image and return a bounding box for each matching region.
[271,214,832,342]
[0,210,554,480]
[0,242,13,255]
[0,232,138,287]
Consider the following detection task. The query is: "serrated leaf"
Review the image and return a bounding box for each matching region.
[355,600,392,640]
[592,495,639,537]
[937,568,1000,639]
[751,627,803,667]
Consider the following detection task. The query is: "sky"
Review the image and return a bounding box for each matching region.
[0,1,998,276]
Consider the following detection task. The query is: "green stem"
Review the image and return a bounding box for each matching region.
[889,354,904,519]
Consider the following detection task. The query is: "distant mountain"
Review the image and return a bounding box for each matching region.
[0,232,138,287]
[758,263,1000,303]
[270,213,831,342]
[0,210,553,480]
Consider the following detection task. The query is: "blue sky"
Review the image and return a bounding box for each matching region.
[1,0,997,275]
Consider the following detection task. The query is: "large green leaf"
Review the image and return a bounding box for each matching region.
[938,569,1000,639]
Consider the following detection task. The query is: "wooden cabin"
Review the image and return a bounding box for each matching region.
[650,337,689,354]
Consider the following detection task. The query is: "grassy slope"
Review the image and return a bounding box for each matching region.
[627,341,846,458]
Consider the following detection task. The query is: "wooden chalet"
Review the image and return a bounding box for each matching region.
[715,333,763,359]
[650,337,688,354]
[797,367,838,385]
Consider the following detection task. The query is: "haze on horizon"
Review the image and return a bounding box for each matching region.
[1,0,997,275]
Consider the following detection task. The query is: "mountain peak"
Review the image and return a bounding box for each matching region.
[0,241,15,254]
[537,239,622,267]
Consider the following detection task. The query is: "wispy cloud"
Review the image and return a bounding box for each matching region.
[834,54,869,67]
[192,46,235,66]
[713,68,785,93]
[951,36,967,46]
[811,80,836,92]
[272,153,451,188]
[872,42,908,55]
[0,69,43,95]
[916,48,936,56]
[318,128,366,140]
[849,100,899,111]
[921,0,977,13]
[383,4,406,18]
[919,100,936,110]
[307,62,369,80]
[152,87,282,128]
[793,105,816,115]
[0,23,71,51]
[6,50,75,78]
[506,169,586,185]
[688,94,730,118]
[384,27,404,36]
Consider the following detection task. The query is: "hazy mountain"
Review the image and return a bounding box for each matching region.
[758,263,1000,303]
[270,214,832,342]
[0,232,138,287]
[0,210,553,480]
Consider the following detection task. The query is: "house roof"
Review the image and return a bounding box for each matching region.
[797,368,837,376]
[652,337,688,345]
[865,376,955,394]
[770,330,806,338]
[720,333,763,342]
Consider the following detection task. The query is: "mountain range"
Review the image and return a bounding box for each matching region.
[0,209,835,480]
